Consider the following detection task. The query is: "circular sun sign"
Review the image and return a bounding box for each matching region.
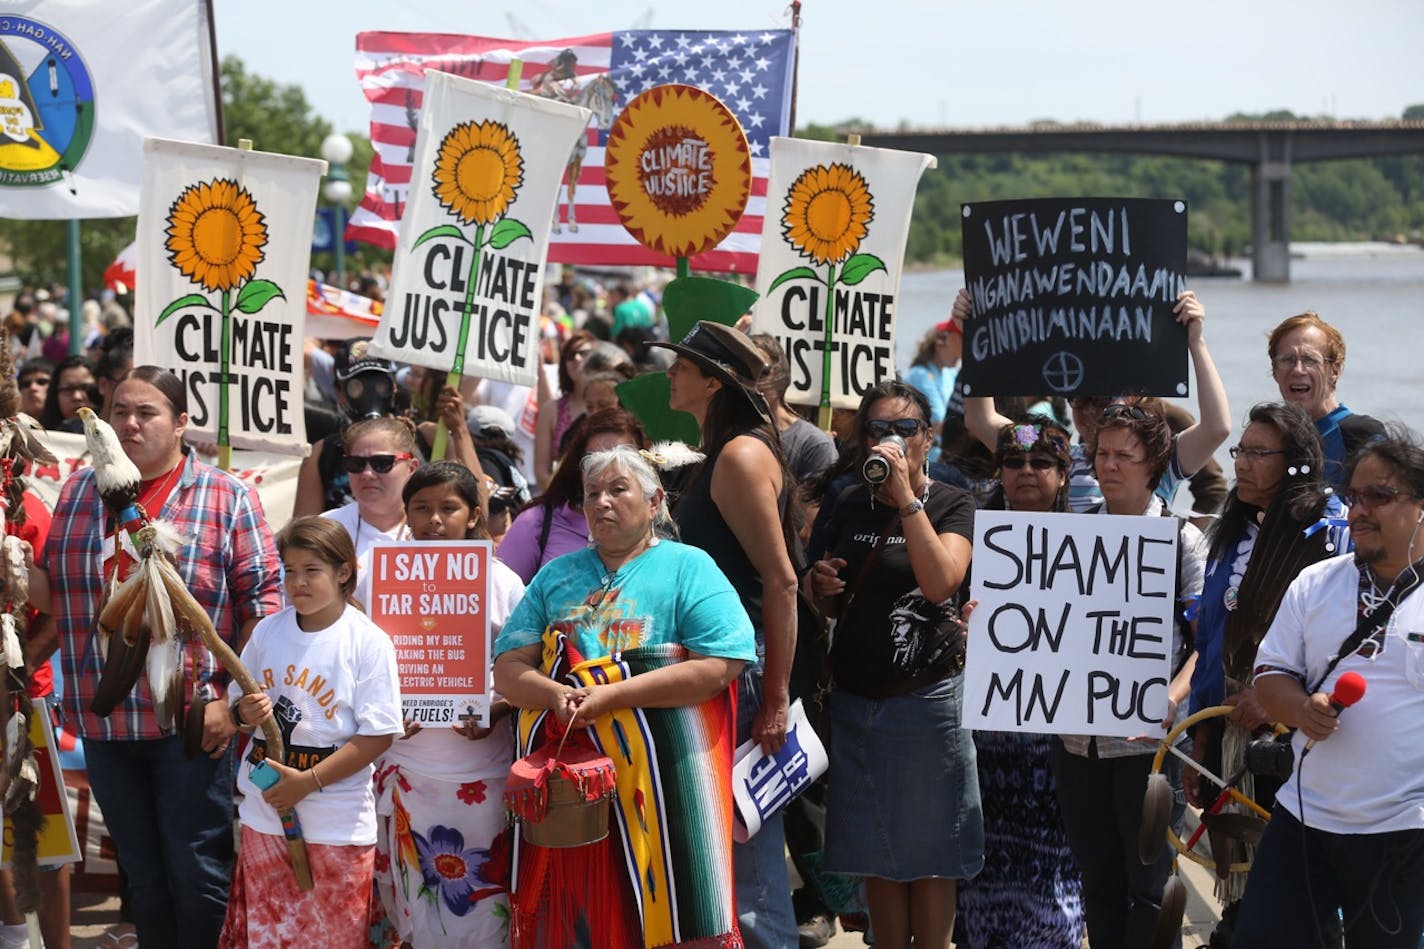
[603,84,751,259]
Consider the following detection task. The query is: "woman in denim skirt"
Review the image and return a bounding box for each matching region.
[806,380,982,947]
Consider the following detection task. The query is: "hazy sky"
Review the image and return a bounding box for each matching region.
[215,0,1423,136]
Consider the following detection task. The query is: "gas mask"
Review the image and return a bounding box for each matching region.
[339,369,396,421]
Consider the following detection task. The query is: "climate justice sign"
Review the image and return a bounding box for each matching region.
[958,197,1189,399]
[371,72,589,387]
[963,511,1179,738]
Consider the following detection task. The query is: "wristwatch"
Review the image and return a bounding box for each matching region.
[899,498,925,518]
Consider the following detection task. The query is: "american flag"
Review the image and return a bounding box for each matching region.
[351,28,797,274]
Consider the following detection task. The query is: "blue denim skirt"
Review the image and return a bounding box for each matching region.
[824,673,985,881]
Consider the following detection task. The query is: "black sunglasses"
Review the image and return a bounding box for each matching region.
[867,418,923,440]
[1101,403,1148,422]
[19,376,50,388]
[342,452,413,474]
[1001,455,1059,471]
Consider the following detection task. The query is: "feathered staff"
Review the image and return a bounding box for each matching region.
[76,406,314,890]
[0,330,58,914]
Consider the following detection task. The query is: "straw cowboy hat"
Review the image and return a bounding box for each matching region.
[646,321,772,424]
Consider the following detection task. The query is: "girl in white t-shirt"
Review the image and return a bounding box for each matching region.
[372,462,526,949]
[219,517,404,949]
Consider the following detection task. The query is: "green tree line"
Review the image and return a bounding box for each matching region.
[4,57,1420,291]
[801,107,1424,265]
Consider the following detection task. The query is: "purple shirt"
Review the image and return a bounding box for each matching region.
[496,501,589,584]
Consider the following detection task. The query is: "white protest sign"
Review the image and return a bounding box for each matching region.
[964,510,1178,738]
[730,699,827,843]
[135,137,324,453]
[371,72,590,387]
[750,137,935,409]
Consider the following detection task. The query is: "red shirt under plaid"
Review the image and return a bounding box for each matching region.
[45,451,282,741]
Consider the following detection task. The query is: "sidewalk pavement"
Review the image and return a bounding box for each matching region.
[65,821,1226,948]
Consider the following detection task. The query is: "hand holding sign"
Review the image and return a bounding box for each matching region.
[1174,290,1205,343]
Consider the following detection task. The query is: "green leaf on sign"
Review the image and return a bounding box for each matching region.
[488,218,532,250]
[234,279,286,315]
[839,253,887,287]
[156,293,214,327]
[413,224,468,250]
[767,267,820,295]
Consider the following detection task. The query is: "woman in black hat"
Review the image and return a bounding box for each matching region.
[650,320,801,948]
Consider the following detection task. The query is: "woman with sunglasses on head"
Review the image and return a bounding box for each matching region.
[961,287,1231,514]
[1182,403,1348,942]
[956,417,1087,949]
[532,329,596,490]
[321,416,420,608]
[649,320,802,949]
[806,379,980,949]
[1050,402,1208,949]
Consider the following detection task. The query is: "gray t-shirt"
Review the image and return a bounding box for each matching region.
[780,417,837,483]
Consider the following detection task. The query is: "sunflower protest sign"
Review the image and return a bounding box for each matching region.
[603,84,751,262]
[371,72,590,388]
[135,137,325,454]
[750,139,935,411]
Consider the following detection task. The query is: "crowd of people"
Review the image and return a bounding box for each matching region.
[2,265,1422,949]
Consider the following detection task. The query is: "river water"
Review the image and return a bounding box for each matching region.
[894,244,1424,448]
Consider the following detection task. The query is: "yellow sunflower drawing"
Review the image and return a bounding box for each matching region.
[432,120,524,227]
[164,179,268,293]
[603,84,751,260]
[781,163,874,266]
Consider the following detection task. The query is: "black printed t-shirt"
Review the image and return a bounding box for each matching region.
[820,480,975,696]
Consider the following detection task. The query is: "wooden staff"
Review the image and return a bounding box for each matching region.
[156,555,314,889]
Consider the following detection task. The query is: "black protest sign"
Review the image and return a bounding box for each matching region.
[958,197,1188,398]
[964,511,1179,737]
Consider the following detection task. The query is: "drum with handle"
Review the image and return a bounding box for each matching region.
[505,733,617,849]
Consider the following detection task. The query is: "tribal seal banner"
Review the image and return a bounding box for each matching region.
[0,0,218,218]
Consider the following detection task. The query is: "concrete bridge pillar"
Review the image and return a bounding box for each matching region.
[1251,132,1293,282]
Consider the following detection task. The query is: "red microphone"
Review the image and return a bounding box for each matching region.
[1302,671,1367,756]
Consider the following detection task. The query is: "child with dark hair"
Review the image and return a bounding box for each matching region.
[221,516,403,948]
[371,462,525,948]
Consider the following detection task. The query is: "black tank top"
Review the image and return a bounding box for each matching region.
[672,430,788,640]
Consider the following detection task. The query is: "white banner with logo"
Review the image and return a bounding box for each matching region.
[134,138,325,454]
[0,0,219,218]
[371,72,589,387]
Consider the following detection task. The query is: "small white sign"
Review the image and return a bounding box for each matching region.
[731,699,827,842]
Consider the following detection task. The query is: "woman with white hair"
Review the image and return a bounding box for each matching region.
[494,445,756,949]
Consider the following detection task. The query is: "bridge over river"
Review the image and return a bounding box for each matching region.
[856,120,1424,282]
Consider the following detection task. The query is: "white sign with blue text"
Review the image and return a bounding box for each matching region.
[731,699,827,842]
